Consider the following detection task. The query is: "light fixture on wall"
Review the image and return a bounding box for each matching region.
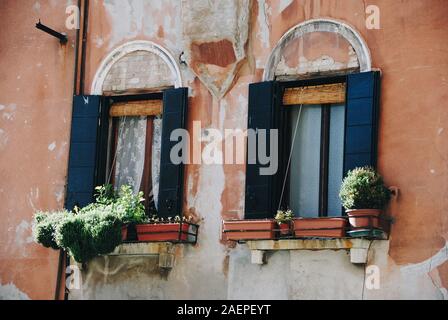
[35,20,68,44]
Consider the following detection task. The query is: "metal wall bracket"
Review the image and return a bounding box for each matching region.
[36,20,68,44]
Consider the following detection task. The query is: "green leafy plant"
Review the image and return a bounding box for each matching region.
[339,167,391,210]
[94,184,117,205]
[33,211,68,250]
[275,209,294,224]
[113,185,146,225]
[32,184,148,263]
[55,209,122,264]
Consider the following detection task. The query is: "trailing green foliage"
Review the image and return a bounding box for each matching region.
[55,210,122,264]
[32,211,69,250]
[32,184,147,263]
[339,167,391,210]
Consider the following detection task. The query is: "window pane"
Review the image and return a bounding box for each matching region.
[115,116,147,194]
[327,104,345,216]
[289,105,321,218]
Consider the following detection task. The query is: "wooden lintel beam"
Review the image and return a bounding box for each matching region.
[109,100,163,117]
[283,83,346,106]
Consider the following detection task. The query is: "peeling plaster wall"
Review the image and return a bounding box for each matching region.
[1,0,448,300]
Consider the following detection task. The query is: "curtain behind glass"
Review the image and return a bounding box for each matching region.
[151,117,162,210]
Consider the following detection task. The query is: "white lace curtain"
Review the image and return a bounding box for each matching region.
[114,116,162,209]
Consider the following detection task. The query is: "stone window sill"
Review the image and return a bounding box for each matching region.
[107,242,178,269]
[245,238,381,265]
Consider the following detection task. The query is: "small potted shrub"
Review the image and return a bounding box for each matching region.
[135,215,192,242]
[275,209,293,237]
[339,167,391,229]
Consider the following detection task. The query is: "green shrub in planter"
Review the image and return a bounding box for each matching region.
[55,209,122,264]
[33,184,146,263]
[339,167,391,210]
[33,211,68,250]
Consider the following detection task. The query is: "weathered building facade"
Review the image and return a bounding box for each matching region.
[0,0,447,300]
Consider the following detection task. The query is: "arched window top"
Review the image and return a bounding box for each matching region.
[91,40,182,94]
[263,18,371,81]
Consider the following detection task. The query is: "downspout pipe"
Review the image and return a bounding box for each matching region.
[55,0,89,301]
[79,0,89,95]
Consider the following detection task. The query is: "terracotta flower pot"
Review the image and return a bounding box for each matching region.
[136,223,189,242]
[346,209,382,229]
[223,220,276,241]
[278,222,292,237]
[121,225,128,241]
[293,218,347,238]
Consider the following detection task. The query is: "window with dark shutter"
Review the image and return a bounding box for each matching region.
[244,71,381,219]
[67,89,189,220]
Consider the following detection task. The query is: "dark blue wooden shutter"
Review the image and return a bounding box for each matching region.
[344,71,381,174]
[245,81,280,219]
[158,88,188,218]
[65,95,103,210]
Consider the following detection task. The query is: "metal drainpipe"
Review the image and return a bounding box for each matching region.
[54,0,89,301]
[79,0,89,95]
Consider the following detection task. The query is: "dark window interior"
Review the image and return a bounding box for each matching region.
[278,77,347,218]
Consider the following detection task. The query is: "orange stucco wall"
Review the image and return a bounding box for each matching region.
[1,0,447,299]
[0,0,77,299]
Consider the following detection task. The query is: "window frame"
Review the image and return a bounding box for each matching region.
[277,75,347,217]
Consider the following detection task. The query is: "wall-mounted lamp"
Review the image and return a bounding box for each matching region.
[35,20,68,44]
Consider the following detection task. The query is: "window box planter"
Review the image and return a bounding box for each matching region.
[346,209,381,229]
[223,220,276,241]
[293,217,347,238]
[136,223,191,242]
